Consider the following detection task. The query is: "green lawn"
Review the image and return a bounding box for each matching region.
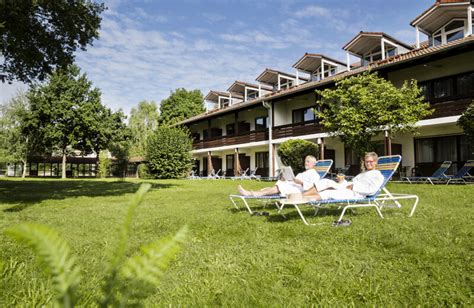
[0,178,472,306]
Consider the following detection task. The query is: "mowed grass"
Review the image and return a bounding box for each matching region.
[0,178,472,306]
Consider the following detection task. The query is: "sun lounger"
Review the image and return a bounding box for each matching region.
[277,155,419,226]
[228,160,334,214]
[445,160,474,184]
[401,161,451,185]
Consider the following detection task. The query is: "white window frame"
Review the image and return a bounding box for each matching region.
[432,18,466,46]
[312,59,339,81]
[362,41,397,65]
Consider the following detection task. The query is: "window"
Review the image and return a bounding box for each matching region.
[433,78,453,99]
[292,107,316,123]
[255,152,269,169]
[446,30,464,42]
[419,71,473,103]
[419,83,433,101]
[226,155,234,173]
[314,63,337,81]
[280,78,295,90]
[430,19,466,46]
[191,133,200,142]
[255,116,268,130]
[226,123,235,136]
[445,20,464,32]
[415,135,474,175]
[456,72,474,97]
[246,89,259,100]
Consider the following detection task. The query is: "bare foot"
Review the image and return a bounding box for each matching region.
[237,185,251,196]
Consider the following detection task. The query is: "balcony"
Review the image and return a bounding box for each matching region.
[193,130,268,150]
[192,121,325,149]
[426,98,471,119]
[272,121,325,139]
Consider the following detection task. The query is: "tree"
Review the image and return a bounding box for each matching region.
[128,100,160,157]
[26,65,120,179]
[0,0,105,83]
[316,72,432,157]
[159,89,205,125]
[146,126,193,179]
[0,92,31,178]
[458,100,474,152]
[277,139,319,174]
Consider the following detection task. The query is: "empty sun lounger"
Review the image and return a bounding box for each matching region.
[445,160,474,184]
[402,161,452,185]
[277,155,419,226]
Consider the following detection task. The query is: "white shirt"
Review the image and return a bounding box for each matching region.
[295,169,321,191]
[352,169,384,196]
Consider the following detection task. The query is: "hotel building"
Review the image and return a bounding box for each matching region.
[178,0,474,178]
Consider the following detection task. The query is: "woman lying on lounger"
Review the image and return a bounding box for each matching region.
[237,155,320,197]
[303,152,384,201]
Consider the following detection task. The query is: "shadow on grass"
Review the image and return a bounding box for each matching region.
[264,208,346,223]
[228,202,358,223]
[0,179,177,212]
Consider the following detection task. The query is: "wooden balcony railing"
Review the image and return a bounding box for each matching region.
[193,130,268,149]
[272,121,325,139]
[191,98,471,150]
[426,98,471,119]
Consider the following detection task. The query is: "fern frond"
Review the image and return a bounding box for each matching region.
[100,183,152,307]
[121,225,188,286]
[5,223,80,308]
[110,183,152,270]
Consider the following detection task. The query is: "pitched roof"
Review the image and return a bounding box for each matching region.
[178,35,473,126]
[410,0,470,27]
[292,53,347,72]
[255,68,308,84]
[343,31,413,53]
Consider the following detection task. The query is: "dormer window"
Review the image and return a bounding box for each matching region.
[292,54,347,82]
[362,46,397,66]
[430,19,466,46]
[314,64,337,81]
[279,78,295,90]
[219,97,230,108]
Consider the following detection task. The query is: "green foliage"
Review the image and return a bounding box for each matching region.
[0,92,31,177]
[25,65,127,178]
[159,89,205,125]
[98,150,110,178]
[137,163,151,179]
[4,183,188,307]
[0,0,105,83]
[457,100,474,150]
[129,101,160,157]
[5,224,81,307]
[277,139,319,174]
[147,126,193,178]
[316,72,433,156]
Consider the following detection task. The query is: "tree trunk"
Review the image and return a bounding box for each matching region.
[22,136,28,179]
[21,160,27,179]
[62,152,67,179]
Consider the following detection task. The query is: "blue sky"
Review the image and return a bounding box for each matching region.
[0,0,434,114]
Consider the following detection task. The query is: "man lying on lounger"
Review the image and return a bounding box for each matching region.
[237,155,320,197]
[303,152,384,201]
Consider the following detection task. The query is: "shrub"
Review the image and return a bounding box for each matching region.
[97,150,110,178]
[146,126,193,179]
[277,139,319,174]
[458,100,474,151]
[137,163,150,179]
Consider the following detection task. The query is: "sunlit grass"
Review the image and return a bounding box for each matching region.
[0,178,472,306]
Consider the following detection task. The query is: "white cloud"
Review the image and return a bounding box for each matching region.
[294,5,332,18]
